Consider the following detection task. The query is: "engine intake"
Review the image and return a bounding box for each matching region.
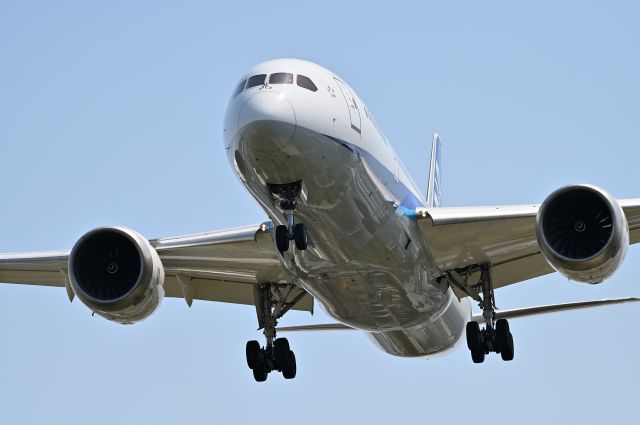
[536,184,628,284]
[69,227,165,324]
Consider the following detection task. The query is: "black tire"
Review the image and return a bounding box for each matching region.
[466,321,482,352]
[275,225,289,253]
[252,361,268,382]
[471,349,485,364]
[283,351,297,379]
[495,319,510,353]
[274,338,290,370]
[501,332,515,361]
[293,223,308,250]
[246,340,261,370]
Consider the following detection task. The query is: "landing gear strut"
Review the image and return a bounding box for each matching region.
[465,265,515,363]
[269,181,309,254]
[245,282,306,382]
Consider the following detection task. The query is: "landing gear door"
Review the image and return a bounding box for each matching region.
[334,78,362,136]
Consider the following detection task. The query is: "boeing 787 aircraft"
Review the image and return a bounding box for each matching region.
[1,59,638,382]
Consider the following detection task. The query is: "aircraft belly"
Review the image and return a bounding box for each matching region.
[231,122,459,332]
[367,295,471,357]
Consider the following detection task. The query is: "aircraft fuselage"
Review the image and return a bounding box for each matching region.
[223,59,469,357]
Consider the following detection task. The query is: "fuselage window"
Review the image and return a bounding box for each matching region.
[246,74,267,89]
[297,75,318,92]
[269,73,293,84]
[233,79,246,98]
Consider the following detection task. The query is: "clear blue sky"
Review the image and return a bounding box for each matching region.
[1,1,639,424]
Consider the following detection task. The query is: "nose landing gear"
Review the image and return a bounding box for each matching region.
[275,215,308,253]
[270,181,309,254]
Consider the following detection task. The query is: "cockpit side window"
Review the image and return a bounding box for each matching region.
[297,75,318,92]
[233,79,246,98]
[246,74,267,89]
[269,73,293,84]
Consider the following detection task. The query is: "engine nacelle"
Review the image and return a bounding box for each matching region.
[536,184,628,284]
[68,226,165,324]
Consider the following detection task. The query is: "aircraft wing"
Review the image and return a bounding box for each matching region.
[0,223,313,312]
[415,199,640,295]
[277,297,640,332]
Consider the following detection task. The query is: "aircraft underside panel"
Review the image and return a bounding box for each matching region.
[229,121,464,352]
[367,294,470,357]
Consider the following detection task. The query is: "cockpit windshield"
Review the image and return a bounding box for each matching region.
[269,73,293,84]
[296,75,317,92]
[233,79,246,98]
[246,74,267,89]
[236,73,317,95]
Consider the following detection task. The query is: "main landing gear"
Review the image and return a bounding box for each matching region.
[269,181,309,254]
[465,265,515,363]
[246,283,306,382]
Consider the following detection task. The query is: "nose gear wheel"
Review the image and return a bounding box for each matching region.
[269,181,310,254]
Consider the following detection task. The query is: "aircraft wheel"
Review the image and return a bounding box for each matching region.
[275,225,289,253]
[252,361,268,382]
[246,340,261,369]
[500,332,515,361]
[293,223,308,250]
[274,338,290,369]
[471,349,485,364]
[495,319,510,352]
[466,321,482,352]
[282,351,297,379]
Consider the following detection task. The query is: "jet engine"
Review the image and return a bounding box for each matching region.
[68,226,165,324]
[536,184,628,284]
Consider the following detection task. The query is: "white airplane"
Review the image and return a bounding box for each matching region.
[1,58,639,382]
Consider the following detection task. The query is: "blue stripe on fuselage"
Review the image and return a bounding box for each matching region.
[323,134,425,213]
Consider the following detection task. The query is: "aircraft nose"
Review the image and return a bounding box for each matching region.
[238,91,296,129]
[237,91,297,152]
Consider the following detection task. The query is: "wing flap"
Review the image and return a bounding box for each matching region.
[0,251,68,287]
[163,274,313,312]
[0,270,65,287]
